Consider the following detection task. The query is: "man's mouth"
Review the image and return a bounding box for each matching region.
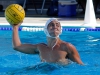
[52,28,58,31]
[52,30,58,32]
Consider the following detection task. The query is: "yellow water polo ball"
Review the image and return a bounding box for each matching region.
[5,4,25,25]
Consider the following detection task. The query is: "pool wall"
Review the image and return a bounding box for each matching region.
[0,17,100,32]
[0,26,100,32]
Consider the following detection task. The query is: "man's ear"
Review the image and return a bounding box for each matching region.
[58,22,61,28]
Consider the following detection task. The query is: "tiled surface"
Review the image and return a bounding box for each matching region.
[0,17,100,27]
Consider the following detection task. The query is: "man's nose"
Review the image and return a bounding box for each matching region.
[53,24,57,28]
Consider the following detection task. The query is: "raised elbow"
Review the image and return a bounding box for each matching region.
[13,46,20,50]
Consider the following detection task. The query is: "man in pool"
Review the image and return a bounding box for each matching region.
[11,18,84,65]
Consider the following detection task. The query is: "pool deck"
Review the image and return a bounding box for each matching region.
[0,17,100,27]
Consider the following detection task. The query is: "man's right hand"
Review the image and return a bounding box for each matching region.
[10,21,23,27]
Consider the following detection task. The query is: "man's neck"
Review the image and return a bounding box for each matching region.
[47,37,59,48]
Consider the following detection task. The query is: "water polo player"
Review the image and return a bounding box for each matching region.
[11,18,84,65]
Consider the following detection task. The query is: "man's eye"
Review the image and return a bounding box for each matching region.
[56,23,60,26]
[50,24,54,26]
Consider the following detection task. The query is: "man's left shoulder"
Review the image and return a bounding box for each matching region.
[61,41,76,51]
[60,41,71,49]
[61,41,73,47]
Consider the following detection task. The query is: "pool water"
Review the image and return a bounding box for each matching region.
[0,26,100,75]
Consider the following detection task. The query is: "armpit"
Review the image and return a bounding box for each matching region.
[40,43,47,46]
[34,49,39,54]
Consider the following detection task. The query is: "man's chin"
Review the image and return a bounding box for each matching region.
[50,34,59,38]
[49,32,60,37]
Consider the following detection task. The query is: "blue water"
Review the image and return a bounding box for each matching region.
[0,26,100,75]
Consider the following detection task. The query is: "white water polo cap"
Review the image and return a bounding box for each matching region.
[44,18,62,38]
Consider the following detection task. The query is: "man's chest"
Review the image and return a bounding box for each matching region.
[39,47,68,62]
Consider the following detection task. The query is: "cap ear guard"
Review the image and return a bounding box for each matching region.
[44,18,62,38]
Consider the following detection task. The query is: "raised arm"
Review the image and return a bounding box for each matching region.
[67,43,84,65]
[11,23,39,54]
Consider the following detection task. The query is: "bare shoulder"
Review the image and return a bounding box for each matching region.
[29,43,47,53]
[40,43,47,46]
[24,43,47,51]
[61,41,77,53]
[36,43,47,49]
[61,41,74,48]
[38,43,47,46]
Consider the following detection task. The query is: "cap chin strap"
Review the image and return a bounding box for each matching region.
[44,27,62,38]
[48,36,58,38]
[44,25,62,38]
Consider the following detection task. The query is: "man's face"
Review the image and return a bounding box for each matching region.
[47,20,61,37]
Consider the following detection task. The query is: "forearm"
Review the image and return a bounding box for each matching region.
[76,58,84,65]
[72,55,84,65]
[13,44,39,54]
[12,26,21,48]
[12,27,39,54]
[11,23,39,54]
